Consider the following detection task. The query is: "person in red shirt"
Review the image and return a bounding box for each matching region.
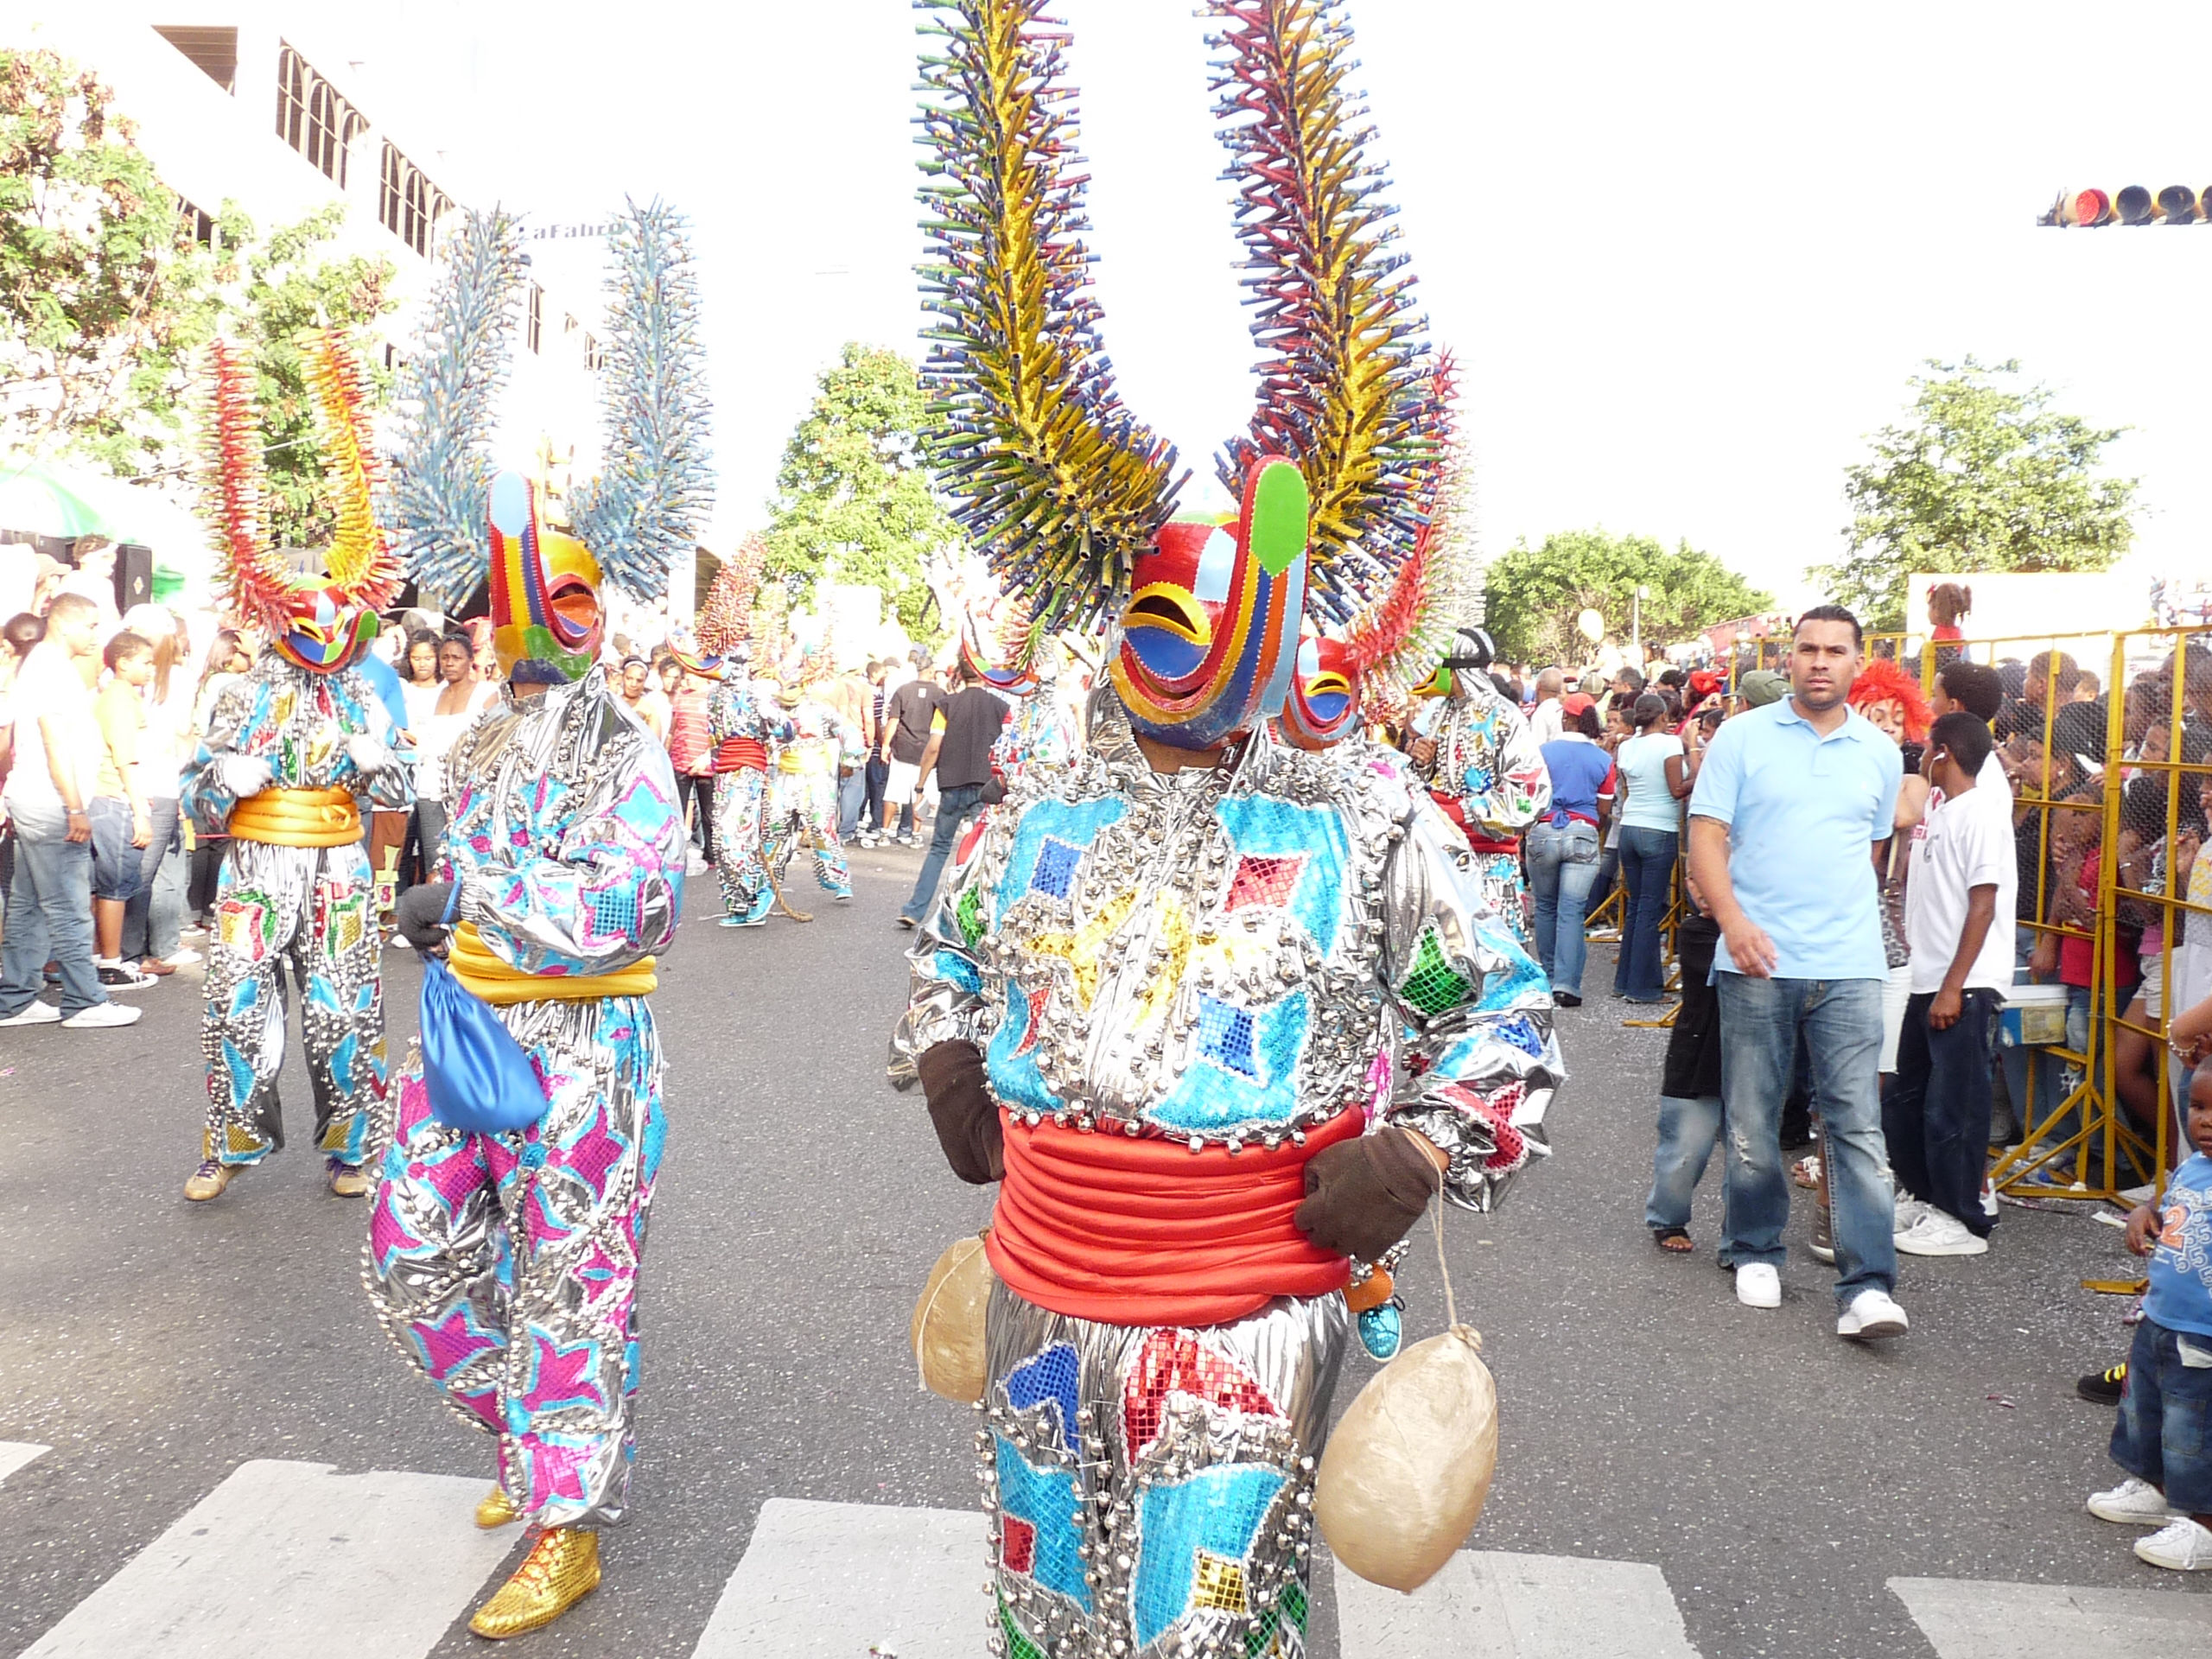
[664,654,719,861]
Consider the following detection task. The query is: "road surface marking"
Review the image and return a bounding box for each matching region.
[1890,1574,2212,1657]
[0,1442,48,1487]
[1336,1548,1704,1658]
[18,1459,515,1659]
[691,1497,984,1658]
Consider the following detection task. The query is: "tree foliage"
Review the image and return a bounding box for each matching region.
[1814,357,2138,630]
[0,48,225,474]
[1483,529,1775,665]
[764,343,953,637]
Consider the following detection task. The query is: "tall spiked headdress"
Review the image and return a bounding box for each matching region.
[918,0,1452,749]
[197,329,403,672]
[386,200,713,680]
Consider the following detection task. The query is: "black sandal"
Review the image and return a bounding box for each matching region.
[1652,1226,1694,1254]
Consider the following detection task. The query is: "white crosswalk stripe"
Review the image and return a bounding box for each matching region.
[0,1443,48,1487]
[16,1459,515,1659]
[16,1462,2212,1656]
[1335,1549,1702,1658]
[1890,1575,2212,1658]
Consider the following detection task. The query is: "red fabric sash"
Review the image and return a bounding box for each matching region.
[986,1108,1361,1325]
[712,735,767,774]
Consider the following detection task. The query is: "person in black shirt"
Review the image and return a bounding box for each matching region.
[896,660,1007,928]
[878,661,945,845]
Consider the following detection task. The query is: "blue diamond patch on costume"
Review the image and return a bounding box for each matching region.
[1027,836,1083,899]
[1195,995,1260,1080]
[1005,1342,1081,1452]
[1131,1463,1286,1647]
[995,1433,1092,1611]
[1147,990,1308,1132]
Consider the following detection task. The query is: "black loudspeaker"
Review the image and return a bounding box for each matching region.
[114,543,153,613]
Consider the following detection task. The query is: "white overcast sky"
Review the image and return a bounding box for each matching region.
[346,0,2211,607]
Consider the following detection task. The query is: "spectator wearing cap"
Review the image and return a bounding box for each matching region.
[1528,696,1613,1006]
[1736,668,1788,711]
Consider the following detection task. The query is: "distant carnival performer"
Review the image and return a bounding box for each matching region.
[365,201,709,1639]
[893,7,1559,1654]
[760,677,855,906]
[179,330,412,1203]
[1408,626,1552,945]
[704,652,784,926]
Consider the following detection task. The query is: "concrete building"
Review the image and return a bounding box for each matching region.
[6,8,618,582]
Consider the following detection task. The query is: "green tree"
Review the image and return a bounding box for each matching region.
[1483,529,1774,666]
[230,204,396,549]
[0,48,227,474]
[764,342,953,637]
[1815,357,2138,629]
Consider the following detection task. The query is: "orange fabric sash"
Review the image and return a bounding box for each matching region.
[712,735,767,773]
[227,787,360,847]
[986,1108,1361,1325]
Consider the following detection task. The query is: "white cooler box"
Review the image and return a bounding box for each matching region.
[1998,982,2069,1048]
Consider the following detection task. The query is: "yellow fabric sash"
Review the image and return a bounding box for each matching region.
[227,786,361,847]
[447,922,657,1006]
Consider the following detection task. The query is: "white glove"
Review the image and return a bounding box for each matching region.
[345,734,390,776]
[219,754,275,799]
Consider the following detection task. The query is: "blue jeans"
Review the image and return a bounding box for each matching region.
[1716,972,1896,1305]
[87,796,144,900]
[121,798,184,962]
[1613,824,1676,1001]
[1525,819,1599,995]
[0,799,108,1017]
[1883,988,1999,1235]
[1645,1093,1725,1231]
[836,765,865,840]
[900,783,987,923]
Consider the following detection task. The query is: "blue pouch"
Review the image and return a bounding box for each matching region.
[419,954,548,1134]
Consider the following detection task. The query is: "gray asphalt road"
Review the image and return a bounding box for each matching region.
[0,838,2191,1657]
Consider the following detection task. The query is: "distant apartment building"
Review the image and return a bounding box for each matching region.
[6,9,609,490]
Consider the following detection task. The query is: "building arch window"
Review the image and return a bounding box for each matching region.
[378,142,452,258]
[274,43,364,187]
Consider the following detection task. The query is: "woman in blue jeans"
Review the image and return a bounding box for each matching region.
[1528,700,1614,1005]
[1612,694,1689,1002]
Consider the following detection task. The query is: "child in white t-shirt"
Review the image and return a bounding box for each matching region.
[1887,711,2018,1257]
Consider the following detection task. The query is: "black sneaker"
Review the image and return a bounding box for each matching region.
[1553,991,1582,1007]
[2078,1362,2127,1405]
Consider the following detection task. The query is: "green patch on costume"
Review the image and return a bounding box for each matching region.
[1397,920,1472,1016]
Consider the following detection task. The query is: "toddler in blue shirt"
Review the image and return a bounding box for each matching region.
[2087,1066,2212,1569]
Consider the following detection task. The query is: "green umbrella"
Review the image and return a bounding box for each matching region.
[0,459,113,538]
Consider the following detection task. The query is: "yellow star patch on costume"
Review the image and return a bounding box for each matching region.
[1027,885,1138,1010]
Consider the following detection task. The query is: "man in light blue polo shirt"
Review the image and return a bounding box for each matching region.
[1687,606,1908,1342]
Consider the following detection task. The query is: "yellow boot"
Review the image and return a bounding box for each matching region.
[474,1485,522,1529]
[468,1527,600,1639]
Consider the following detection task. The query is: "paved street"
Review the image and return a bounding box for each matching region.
[2,836,2208,1658]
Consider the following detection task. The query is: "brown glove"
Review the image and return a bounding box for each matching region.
[917,1039,1003,1185]
[1294,1127,1440,1260]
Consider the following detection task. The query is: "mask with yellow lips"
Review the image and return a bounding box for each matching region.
[486,471,605,681]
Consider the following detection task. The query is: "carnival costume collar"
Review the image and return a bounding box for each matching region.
[916,0,1475,752]
[385,202,713,685]
[198,331,399,673]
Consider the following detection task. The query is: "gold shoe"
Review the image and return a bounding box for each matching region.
[467,1527,600,1639]
[326,1160,371,1198]
[183,1159,235,1202]
[474,1485,522,1529]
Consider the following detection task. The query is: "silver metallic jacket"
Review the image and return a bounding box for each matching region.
[895,699,1560,1210]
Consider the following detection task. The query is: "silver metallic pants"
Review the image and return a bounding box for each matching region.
[711,768,767,914]
[981,1282,1347,1658]
[200,837,385,1166]
[762,770,849,893]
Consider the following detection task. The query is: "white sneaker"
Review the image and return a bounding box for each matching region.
[2088,1476,2182,1526]
[0,1000,60,1027]
[2136,1516,2212,1570]
[1837,1287,1910,1340]
[389,933,412,949]
[1735,1262,1781,1308]
[63,1001,141,1029]
[1981,1179,2000,1218]
[1891,1196,1936,1235]
[164,947,203,968]
[1895,1211,1990,1257]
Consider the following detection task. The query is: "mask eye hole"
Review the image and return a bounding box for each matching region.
[1125,586,1210,643]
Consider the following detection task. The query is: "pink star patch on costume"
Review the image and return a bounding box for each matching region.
[520,1438,594,1509]
[370,1192,435,1278]
[518,1331,607,1419]
[411,1303,502,1382]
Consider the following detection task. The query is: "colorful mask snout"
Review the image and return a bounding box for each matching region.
[1278,632,1358,751]
[272,583,379,673]
[488,471,605,681]
[1109,457,1309,751]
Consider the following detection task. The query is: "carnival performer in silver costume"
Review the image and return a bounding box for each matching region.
[365,200,709,1641]
[1408,627,1552,947]
[898,8,1559,1652]
[760,683,854,904]
[705,659,785,927]
[179,329,412,1203]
